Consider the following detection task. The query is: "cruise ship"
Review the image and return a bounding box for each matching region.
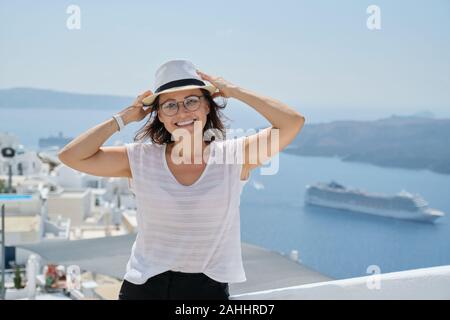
[304,181,445,222]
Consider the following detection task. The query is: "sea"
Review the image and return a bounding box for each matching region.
[1,106,449,280]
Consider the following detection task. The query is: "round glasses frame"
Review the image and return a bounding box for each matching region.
[158,95,206,117]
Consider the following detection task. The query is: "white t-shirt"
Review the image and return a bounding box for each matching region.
[123,136,249,284]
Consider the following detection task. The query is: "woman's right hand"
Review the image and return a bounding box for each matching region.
[117,90,154,125]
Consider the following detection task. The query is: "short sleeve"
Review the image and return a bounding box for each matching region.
[235,136,250,185]
[125,142,142,194]
[222,136,249,186]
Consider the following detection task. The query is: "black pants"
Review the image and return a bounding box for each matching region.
[118,270,230,300]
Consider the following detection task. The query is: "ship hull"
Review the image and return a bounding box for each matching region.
[305,194,441,222]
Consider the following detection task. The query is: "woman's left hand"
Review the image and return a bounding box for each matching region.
[196,69,238,99]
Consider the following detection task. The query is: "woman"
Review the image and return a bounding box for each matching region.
[58,59,305,300]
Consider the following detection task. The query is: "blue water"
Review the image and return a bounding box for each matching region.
[1,106,450,280]
[0,194,33,201]
[240,153,450,280]
[0,107,140,150]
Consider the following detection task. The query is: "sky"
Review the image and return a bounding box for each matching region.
[1,0,449,120]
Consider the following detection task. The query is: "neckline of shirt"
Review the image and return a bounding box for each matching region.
[161,141,215,188]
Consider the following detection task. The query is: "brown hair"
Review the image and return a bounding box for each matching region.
[133,88,229,145]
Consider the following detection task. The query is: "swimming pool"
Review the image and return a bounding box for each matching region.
[0,194,33,201]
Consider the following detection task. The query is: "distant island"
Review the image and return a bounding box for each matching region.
[285,115,450,175]
[1,88,449,175]
[0,87,132,110]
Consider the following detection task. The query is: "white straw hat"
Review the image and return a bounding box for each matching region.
[142,59,218,106]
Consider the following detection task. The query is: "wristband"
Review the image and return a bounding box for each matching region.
[112,114,125,132]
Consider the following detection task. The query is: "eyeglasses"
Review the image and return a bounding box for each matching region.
[158,95,206,116]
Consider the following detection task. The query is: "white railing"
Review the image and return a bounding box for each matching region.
[230,265,450,300]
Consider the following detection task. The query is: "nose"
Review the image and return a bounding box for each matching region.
[180,102,189,112]
[177,101,193,116]
[172,102,193,124]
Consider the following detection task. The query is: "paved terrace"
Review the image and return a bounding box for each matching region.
[16,233,331,297]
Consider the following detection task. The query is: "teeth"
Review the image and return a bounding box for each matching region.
[176,119,195,126]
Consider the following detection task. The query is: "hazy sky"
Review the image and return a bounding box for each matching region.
[1,0,449,117]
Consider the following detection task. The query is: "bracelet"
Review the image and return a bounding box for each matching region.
[112,114,125,132]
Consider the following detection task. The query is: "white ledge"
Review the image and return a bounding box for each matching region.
[231,265,450,300]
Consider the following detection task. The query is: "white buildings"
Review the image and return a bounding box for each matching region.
[1,131,136,244]
[0,132,46,177]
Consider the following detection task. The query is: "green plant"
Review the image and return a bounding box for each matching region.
[13,265,23,289]
[0,179,5,193]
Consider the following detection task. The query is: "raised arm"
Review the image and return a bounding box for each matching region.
[57,91,153,178]
[196,70,305,178]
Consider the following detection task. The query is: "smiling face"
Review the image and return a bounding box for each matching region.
[157,88,210,135]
